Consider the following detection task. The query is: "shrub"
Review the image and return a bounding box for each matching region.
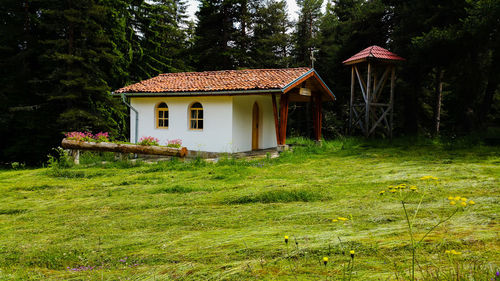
[65,131,110,142]
[166,139,182,148]
[94,132,110,142]
[138,136,160,146]
[47,147,73,169]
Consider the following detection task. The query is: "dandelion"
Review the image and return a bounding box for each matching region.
[410,186,417,191]
[469,200,475,205]
[323,257,328,266]
[350,250,355,259]
[284,235,289,244]
[445,250,451,254]
[454,196,461,201]
[379,190,385,195]
[450,201,456,205]
[461,197,467,202]
[390,189,396,193]
[450,250,461,255]
[420,176,439,180]
[338,217,348,221]
[332,219,338,222]
[447,196,454,200]
[460,201,467,207]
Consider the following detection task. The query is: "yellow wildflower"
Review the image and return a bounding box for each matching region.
[332,219,338,222]
[379,190,385,195]
[454,196,461,201]
[350,250,355,258]
[461,197,467,202]
[469,200,475,205]
[450,201,456,205]
[450,250,461,255]
[284,236,289,244]
[410,186,417,191]
[390,189,396,193]
[338,217,348,221]
[460,202,467,207]
[447,196,454,200]
[445,250,451,254]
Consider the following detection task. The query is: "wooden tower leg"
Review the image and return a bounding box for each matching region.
[389,66,395,139]
[365,63,371,137]
[349,66,354,134]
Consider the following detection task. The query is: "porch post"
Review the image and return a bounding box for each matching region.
[271,94,281,145]
[279,94,289,145]
[313,92,322,141]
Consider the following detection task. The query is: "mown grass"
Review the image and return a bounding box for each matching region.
[0,137,498,280]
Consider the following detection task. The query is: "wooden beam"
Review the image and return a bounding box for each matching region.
[373,66,390,102]
[349,66,355,134]
[354,65,367,102]
[369,106,392,135]
[283,72,314,93]
[279,94,289,145]
[389,66,395,139]
[271,94,281,145]
[365,62,371,137]
[351,106,366,134]
[312,92,322,141]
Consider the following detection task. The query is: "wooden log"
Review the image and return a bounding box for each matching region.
[61,139,188,157]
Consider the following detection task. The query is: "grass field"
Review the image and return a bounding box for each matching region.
[0,138,499,280]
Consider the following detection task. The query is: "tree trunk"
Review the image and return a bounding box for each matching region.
[479,47,500,126]
[433,68,444,136]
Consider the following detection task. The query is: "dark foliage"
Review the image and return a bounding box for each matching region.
[0,0,498,164]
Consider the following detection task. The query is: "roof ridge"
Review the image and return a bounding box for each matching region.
[159,67,311,76]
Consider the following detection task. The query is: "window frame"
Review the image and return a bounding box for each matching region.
[189,102,204,130]
[155,102,169,129]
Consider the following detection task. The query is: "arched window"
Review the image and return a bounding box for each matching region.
[156,102,169,128]
[189,102,203,130]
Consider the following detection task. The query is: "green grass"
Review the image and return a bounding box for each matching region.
[0,137,499,280]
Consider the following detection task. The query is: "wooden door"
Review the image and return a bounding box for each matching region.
[252,102,259,150]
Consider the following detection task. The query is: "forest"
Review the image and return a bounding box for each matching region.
[1,0,499,164]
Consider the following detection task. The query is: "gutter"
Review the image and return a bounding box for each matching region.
[114,89,283,97]
[118,92,139,144]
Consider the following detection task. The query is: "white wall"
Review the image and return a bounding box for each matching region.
[232,95,277,152]
[129,95,277,153]
[130,96,234,152]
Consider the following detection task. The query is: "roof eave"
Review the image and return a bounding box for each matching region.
[112,88,284,97]
[282,69,336,101]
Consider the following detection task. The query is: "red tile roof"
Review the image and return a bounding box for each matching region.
[343,45,405,65]
[115,68,312,94]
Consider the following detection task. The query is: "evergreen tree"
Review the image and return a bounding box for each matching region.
[293,0,323,67]
[251,0,292,68]
[193,0,239,70]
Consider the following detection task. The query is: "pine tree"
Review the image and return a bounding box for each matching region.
[293,0,323,67]
[193,0,238,70]
[251,0,292,68]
